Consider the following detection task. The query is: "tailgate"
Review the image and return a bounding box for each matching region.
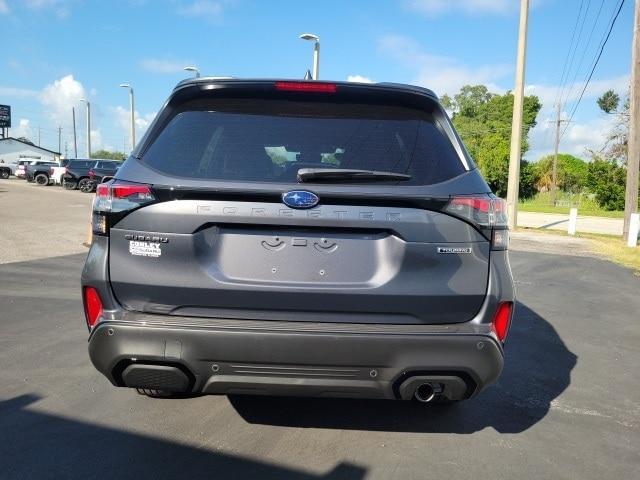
[109,199,490,325]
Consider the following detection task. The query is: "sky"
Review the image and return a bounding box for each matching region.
[0,0,634,161]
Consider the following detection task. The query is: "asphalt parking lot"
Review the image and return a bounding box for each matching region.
[0,178,638,480]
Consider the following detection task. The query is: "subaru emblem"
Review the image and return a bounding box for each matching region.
[282,190,319,209]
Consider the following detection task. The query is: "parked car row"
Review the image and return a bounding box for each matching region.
[0,158,120,192]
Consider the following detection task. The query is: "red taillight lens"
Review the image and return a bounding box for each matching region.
[449,196,491,213]
[92,181,155,235]
[111,184,153,199]
[275,81,337,93]
[83,286,103,330]
[445,195,509,250]
[88,169,94,177]
[492,302,513,343]
[96,182,109,198]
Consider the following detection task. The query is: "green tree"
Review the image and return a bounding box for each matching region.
[91,150,126,161]
[519,160,539,199]
[597,89,620,113]
[443,85,542,197]
[534,154,588,193]
[596,89,629,164]
[585,158,626,211]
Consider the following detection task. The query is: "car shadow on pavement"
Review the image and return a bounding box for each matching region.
[229,302,577,434]
[0,394,367,480]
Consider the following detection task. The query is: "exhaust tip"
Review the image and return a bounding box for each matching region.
[414,383,436,403]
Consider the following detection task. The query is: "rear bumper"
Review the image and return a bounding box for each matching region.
[88,316,504,401]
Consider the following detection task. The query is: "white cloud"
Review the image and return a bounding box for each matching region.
[90,129,102,149]
[15,119,33,139]
[527,110,618,161]
[40,74,86,126]
[0,86,39,98]
[176,0,223,20]
[113,106,157,147]
[524,74,630,160]
[141,58,191,74]
[405,0,546,16]
[379,34,511,96]
[347,75,374,83]
[24,0,75,18]
[38,74,107,152]
[524,74,629,108]
[0,0,10,14]
[406,0,512,15]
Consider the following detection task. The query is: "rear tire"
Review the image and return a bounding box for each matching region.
[0,169,9,179]
[35,173,49,186]
[78,178,93,193]
[136,388,175,398]
[63,180,77,190]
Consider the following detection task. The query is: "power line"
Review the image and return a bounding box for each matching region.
[554,0,586,109]
[563,0,606,106]
[560,0,626,139]
[559,0,592,107]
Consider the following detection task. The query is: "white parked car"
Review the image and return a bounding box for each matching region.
[50,165,66,185]
[15,160,31,178]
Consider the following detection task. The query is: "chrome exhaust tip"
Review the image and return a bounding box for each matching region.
[414,383,436,403]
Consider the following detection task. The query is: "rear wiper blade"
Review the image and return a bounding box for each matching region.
[297,168,411,183]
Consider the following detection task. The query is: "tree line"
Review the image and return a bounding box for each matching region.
[442,85,636,211]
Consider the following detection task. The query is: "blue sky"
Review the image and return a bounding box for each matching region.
[1,0,634,161]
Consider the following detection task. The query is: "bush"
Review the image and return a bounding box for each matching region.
[519,160,539,199]
[586,159,626,211]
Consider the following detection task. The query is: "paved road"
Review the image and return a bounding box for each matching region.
[517,211,623,236]
[0,178,93,264]
[0,179,639,479]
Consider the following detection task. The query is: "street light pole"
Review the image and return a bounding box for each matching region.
[505,0,530,230]
[184,66,201,78]
[120,83,136,152]
[80,99,91,158]
[72,107,78,158]
[299,33,320,80]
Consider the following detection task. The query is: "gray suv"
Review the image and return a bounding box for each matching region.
[82,78,514,404]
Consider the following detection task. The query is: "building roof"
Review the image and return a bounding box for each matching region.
[0,137,60,156]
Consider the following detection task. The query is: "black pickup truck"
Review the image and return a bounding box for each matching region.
[25,161,59,185]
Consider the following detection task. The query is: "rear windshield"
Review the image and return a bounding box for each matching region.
[141,99,466,185]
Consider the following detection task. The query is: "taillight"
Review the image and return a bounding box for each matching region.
[83,286,103,330]
[492,301,513,343]
[49,168,54,175]
[275,81,337,93]
[88,169,95,177]
[445,195,509,250]
[92,180,155,235]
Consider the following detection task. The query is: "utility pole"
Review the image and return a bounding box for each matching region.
[72,107,78,158]
[38,127,41,147]
[57,127,62,155]
[551,102,562,206]
[506,0,530,230]
[80,99,91,158]
[625,0,640,239]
